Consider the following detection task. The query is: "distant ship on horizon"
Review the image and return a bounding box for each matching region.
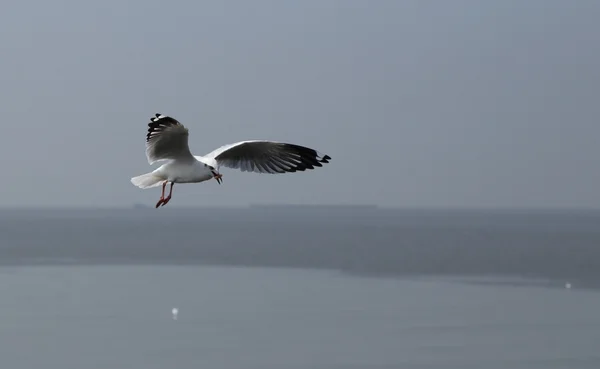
[249,203,379,209]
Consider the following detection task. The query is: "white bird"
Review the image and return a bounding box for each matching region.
[131,113,332,208]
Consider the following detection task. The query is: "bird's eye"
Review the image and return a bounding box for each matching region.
[204,164,207,167]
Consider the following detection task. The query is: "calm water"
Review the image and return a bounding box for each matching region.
[0,265,599,369]
[1,207,600,368]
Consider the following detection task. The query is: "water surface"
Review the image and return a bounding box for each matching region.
[0,265,598,369]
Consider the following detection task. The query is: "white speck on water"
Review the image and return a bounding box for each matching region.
[172,307,179,320]
[565,282,572,289]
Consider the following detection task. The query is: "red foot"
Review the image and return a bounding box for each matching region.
[156,181,174,208]
[155,196,172,208]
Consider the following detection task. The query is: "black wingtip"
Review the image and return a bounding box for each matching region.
[320,154,331,163]
[150,113,163,123]
[145,113,182,142]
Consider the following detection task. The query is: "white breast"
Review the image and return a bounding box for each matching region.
[153,160,213,183]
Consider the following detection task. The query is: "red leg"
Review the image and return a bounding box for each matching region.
[161,182,175,207]
[155,181,168,208]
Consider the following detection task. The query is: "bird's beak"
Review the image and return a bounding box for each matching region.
[212,171,223,184]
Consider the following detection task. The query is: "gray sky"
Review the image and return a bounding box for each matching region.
[1,0,599,208]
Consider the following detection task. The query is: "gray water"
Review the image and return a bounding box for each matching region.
[1,207,600,368]
[1,265,599,369]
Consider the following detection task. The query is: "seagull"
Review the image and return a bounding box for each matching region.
[131,113,332,208]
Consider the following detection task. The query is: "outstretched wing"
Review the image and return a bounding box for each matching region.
[145,113,194,164]
[202,140,331,174]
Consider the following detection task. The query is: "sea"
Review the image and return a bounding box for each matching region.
[0,206,599,369]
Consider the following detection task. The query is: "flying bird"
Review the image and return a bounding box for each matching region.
[131,113,332,208]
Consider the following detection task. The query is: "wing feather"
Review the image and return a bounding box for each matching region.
[145,113,194,164]
[201,140,331,174]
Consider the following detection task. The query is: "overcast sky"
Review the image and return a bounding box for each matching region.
[0,0,598,208]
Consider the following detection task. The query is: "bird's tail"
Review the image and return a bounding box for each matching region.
[130,172,163,189]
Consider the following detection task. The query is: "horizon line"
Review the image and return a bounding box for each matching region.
[0,204,599,213]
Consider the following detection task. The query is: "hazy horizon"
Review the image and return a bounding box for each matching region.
[2,206,600,290]
[3,204,600,212]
